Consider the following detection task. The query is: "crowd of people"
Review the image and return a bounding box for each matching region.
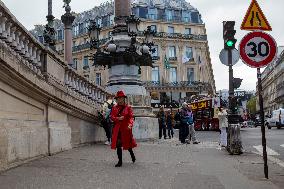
[157,102,200,144]
[99,91,230,167]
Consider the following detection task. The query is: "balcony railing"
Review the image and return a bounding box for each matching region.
[152,56,160,61]
[137,31,207,41]
[143,81,210,88]
[169,57,177,61]
[68,32,206,55]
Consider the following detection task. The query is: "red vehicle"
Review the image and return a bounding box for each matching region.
[190,99,219,131]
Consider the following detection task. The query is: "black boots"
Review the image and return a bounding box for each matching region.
[128,148,136,163]
[115,147,122,167]
[115,148,136,167]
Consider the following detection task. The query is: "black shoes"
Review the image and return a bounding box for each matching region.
[115,161,122,167]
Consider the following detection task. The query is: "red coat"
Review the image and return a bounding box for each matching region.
[110,104,137,150]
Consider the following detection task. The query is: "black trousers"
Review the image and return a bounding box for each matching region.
[180,124,189,143]
[116,130,135,163]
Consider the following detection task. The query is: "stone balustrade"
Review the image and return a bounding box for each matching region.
[0,2,109,107]
[0,7,43,75]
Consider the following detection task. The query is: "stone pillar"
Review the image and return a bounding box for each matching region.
[114,0,131,24]
[61,2,75,65]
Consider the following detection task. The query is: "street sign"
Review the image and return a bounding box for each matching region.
[241,0,272,31]
[219,48,239,66]
[239,31,277,68]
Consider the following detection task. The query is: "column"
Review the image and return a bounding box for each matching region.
[10,27,17,48]
[61,3,75,65]
[0,16,7,39]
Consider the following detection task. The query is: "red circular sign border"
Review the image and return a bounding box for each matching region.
[239,31,277,68]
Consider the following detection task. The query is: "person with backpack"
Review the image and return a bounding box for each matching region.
[180,102,199,144]
[102,95,116,145]
[110,90,137,167]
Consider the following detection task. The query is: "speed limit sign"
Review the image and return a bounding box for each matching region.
[239,31,277,68]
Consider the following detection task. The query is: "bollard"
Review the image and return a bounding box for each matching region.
[227,123,242,155]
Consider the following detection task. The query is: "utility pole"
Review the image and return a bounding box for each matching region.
[257,68,268,179]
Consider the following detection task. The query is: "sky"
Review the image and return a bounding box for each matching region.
[2,0,284,91]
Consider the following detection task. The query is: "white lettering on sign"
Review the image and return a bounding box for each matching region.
[234,91,245,97]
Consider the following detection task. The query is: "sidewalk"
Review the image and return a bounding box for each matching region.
[0,138,283,189]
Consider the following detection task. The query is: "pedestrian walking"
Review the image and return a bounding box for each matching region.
[110,90,137,167]
[157,106,167,139]
[174,108,182,141]
[180,102,199,144]
[166,109,174,139]
[218,108,228,147]
[102,95,116,145]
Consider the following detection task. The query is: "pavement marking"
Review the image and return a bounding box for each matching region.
[252,150,284,168]
[280,144,284,148]
[253,145,280,156]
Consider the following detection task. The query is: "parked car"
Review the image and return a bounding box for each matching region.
[241,120,255,128]
[266,108,284,129]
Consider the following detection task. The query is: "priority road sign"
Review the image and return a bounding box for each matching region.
[239,31,277,68]
[241,0,272,31]
[219,49,239,66]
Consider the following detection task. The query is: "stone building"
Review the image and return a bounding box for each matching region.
[256,47,284,115]
[31,0,216,108]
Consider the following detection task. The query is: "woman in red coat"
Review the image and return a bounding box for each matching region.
[110,90,137,167]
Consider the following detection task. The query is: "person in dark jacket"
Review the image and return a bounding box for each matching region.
[166,109,174,139]
[157,106,167,139]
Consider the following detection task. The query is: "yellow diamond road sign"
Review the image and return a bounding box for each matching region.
[241,0,272,31]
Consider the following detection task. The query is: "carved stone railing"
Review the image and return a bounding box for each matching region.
[0,2,109,118]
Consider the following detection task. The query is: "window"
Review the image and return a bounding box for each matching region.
[182,11,190,22]
[168,46,176,58]
[152,67,160,82]
[170,67,177,82]
[110,15,115,25]
[72,58,78,69]
[168,26,174,34]
[157,9,164,20]
[108,31,112,38]
[185,28,191,35]
[57,30,63,40]
[185,47,193,59]
[139,7,148,18]
[148,8,157,19]
[187,68,195,82]
[73,25,79,36]
[97,18,102,27]
[38,35,44,43]
[72,41,76,47]
[151,45,158,57]
[166,9,173,21]
[102,16,109,27]
[174,10,181,22]
[79,23,84,34]
[96,73,102,86]
[83,56,89,70]
[191,11,200,23]
[150,25,157,32]
[84,21,90,33]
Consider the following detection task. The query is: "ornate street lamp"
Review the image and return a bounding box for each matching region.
[88,20,101,50]
[88,14,154,69]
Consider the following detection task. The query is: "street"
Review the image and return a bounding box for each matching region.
[0,130,283,189]
[242,127,284,165]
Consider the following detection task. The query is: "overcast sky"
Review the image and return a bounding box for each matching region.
[2,0,284,91]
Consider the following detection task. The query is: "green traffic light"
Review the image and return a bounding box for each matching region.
[226,40,234,47]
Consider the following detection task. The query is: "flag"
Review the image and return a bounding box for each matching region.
[212,97,220,108]
[164,54,170,69]
[182,55,190,64]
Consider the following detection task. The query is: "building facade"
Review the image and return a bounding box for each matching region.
[31,0,216,108]
[256,47,284,115]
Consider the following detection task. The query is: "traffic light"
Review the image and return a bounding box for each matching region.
[233,77,242,89]
[223,21,237,50]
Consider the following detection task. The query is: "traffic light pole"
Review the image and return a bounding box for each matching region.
[228,49,234,113]
[257,68,269,179]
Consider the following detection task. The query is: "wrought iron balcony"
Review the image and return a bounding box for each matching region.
[143,81,210,89]
[137,31,207,41]
[169,57,177,61]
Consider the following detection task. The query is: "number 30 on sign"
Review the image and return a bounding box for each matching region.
[239,31,277,68]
